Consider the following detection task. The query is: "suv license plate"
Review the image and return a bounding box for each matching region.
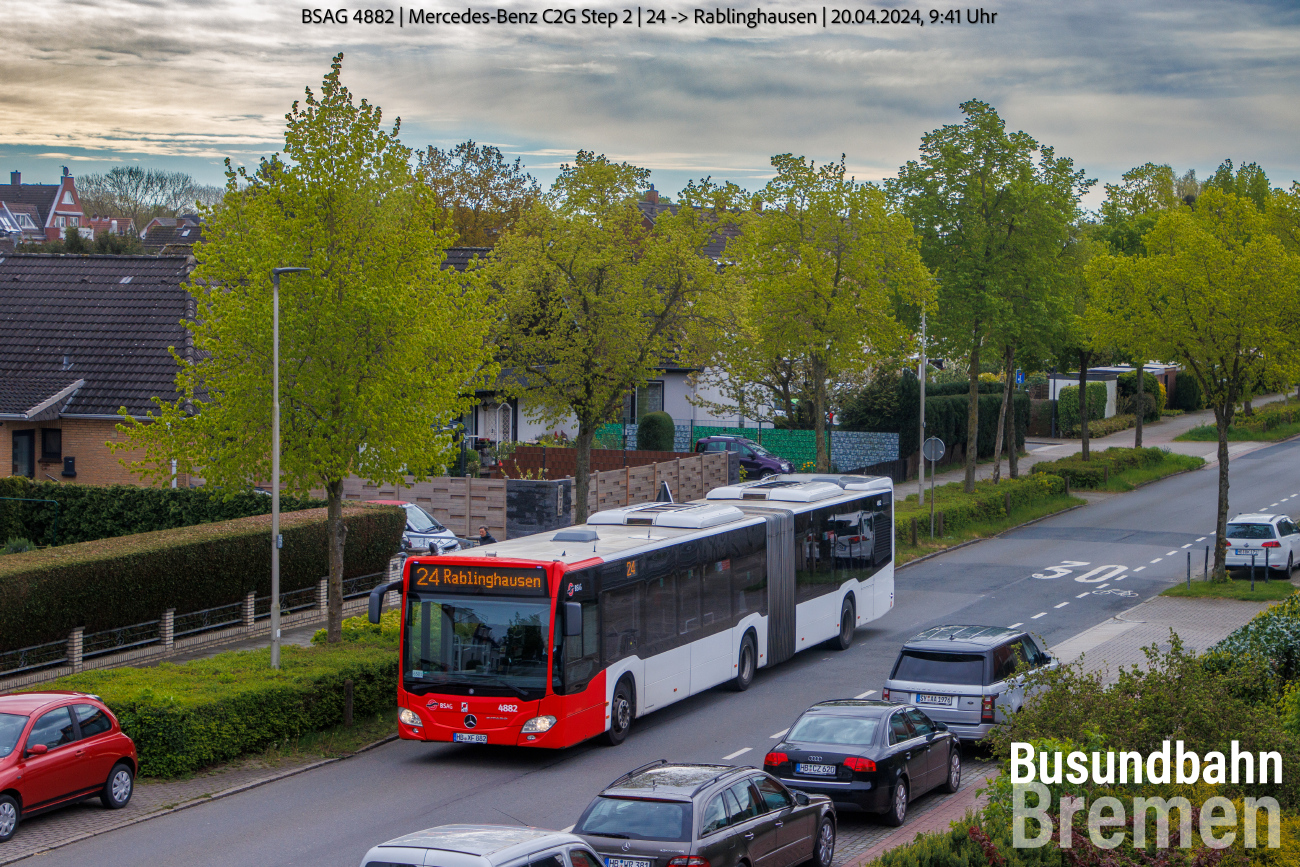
[607,859,652,867]
[916,694,952,706]
[453,732,487,744]
[796,763,837,776]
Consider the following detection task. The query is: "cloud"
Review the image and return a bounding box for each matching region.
[1,0,1297,197]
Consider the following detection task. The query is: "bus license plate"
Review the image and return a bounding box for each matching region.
[916,694,952,706]
[607,859,652,867]
[797,763,837,776]
[453,732,487,744]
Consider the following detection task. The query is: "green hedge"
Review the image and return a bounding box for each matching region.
[636,411,676,451]
[1171,372,1205,411]
[1032,446,1168,489]
[0,477,322,547]
[36,643,397,777]
[1055,382,1107,434]
[0,505,405,651]
[895,472,1067,540]
[841,371,1029,462]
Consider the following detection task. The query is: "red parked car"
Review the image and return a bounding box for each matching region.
[0,691,137,843]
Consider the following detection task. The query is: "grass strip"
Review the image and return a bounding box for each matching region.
[896,491,1084,565]
[1096,451,1205,491]
[1176,420,1300,442]
[1162,576,1298,601]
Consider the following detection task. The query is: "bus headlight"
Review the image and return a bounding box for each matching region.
[521,715,557,733]
[399,708,423,727]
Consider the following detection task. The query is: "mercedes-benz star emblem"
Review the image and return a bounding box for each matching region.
[464,714,477,729]
[621,843,631,852]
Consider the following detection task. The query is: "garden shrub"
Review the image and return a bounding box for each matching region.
[1205,594,1300,696]
[313,607,401,647]
[0,504,405,651]
[2,537,34,555]
[0,476,322,547]
[636,410,676,451]
[1172,372,1205,411]
[894,472,1067,541]
[1032,446,1170,489]
[1055,382,1108,434]
[37,642,397,777]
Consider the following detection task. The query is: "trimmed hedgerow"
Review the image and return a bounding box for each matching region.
[895,472,1068,541]
[1055,382,1108,435]
[1032,446,1169,489]
[0,505,405,651]
[0,476,323,547]
[38,643,397,777]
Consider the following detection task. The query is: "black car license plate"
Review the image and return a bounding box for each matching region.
[796,762,837,776]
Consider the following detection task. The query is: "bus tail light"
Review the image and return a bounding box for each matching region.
[981,695,997,723]
[399,708,423,727]
[669,858,710,867]
[843,757,876,772]
[764,752,788,766]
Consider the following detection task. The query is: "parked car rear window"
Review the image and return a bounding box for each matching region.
[0,713,25,757]
[1226,523,1276,540]
[787,714,879,746]
[892,650,986,685]
[575,797,692,842]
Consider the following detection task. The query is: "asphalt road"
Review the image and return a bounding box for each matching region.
[20,439,1300,867]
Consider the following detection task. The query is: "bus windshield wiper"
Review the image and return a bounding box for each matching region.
[432,676,530,699]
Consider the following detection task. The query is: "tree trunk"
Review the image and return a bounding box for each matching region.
[811,355,830,472]
[1134,362,1144,449]
[574,426,595,524]
[964,340,981,493]
[325,478,347,643]
[1077,351,1091,461]
[992,345,1014,483]
[1243,397,1254,417]
[1007,386,1019,479]
[1212,403,1234,580]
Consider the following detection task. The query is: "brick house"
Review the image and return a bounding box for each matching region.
[0,254,196,486]
[85,215,137,238]
[141,222,203,255]
[0,168,89,243]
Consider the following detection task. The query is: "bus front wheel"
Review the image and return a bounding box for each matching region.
[605,678,635,745]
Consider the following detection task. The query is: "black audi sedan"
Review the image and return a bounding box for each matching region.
[762,700,960,827]
[573,761,836,867]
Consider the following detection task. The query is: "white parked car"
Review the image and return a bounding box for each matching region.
[359,825,603,867]
[367,500,462,555]
[1224,514,1300,574]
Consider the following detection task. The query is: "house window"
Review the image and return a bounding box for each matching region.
[11,431,35,479]
[40,429,62,462]
[17,214,36,229]
[56,216,66,228]
[68,216,78,228]
[62,191,74,205]
[622,381,665,423]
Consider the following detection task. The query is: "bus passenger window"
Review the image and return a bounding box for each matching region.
[701,560,731,627]
[602,585,640,663]
[678,567,701,634]
[642,574,677,647]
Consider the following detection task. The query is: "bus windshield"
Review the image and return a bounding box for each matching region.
[403,594,550,700]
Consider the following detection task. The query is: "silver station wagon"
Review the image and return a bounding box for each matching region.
[360,824,603,867]
[881,625,1058,741]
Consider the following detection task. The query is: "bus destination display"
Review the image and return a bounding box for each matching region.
[409,562,548,596]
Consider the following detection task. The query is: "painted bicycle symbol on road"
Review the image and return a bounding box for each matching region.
[1091,588,1138,598]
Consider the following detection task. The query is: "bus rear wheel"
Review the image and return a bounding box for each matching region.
[831,598,855,650]
[604,678,634,746]
[730,633,756,691]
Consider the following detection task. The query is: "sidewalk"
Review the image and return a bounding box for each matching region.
[915,392,1291,491]
[832,595,1276,867]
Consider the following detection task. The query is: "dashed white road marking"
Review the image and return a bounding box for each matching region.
[724,747,752,760]
[1097,583,1109,589]
[1196,537,1207,542]
[1031,612,1047,619]
[1008,622,1023,628]
[1076,592,1091,598]
[1270,503,1279,508]
[770,728,789,739]
[1134,566,1146,572]
[1054,602,1069,609]
[1166,551,1177,556]
[855,690,877,699]
[1181,544,1192,548]
[1114,576,1125,581]
[1150,558,1163,563]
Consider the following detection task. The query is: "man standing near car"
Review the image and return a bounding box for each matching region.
[478,526,497,545]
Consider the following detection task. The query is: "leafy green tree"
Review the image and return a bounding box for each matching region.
[720,154,930,471]
[491,152,729,522]
[417,140,541,246]
[77,165,221,231]
[1203,159,1273,211]
[889,101,1092,488]
[115,55,496,640]
[1088,188,1300,577]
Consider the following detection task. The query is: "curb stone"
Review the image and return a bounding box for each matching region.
[0,734,400,865]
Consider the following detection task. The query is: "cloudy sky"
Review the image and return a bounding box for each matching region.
[3,0,1298,206]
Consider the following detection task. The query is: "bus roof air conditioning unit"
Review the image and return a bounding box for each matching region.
[587,502,746,529]
[705,479,843,503]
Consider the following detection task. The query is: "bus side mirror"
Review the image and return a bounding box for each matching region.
[369,580,403,624]
[564,602,583,637]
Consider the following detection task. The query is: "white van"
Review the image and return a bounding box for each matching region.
[359,825,603,867]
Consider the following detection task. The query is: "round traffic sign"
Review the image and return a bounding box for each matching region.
[922,437,945,462]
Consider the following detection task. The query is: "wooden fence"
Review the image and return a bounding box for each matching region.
[334,451,731,541]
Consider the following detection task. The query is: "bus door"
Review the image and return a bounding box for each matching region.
[552,569,604,743]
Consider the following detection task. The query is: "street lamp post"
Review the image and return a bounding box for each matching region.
[270,267,308,669]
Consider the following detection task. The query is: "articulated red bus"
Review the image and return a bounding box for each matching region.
[367,474,895,749]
